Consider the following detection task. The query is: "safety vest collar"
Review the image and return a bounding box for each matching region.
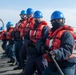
[30,21,48,43]
[49,25,74,38]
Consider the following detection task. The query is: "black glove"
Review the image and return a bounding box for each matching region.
[28,42,32,47]
[41,45,46,53]
[4,32,7,37]
[49,51,56,56]
[48,51,56,60]
[40,45,48,53]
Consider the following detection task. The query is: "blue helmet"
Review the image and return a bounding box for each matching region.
[51,11,65,20]
[6,21,13,28]
[33,10,43,18]
[20,10,27,15]
[0,26,4,30]
[27,8,34,15]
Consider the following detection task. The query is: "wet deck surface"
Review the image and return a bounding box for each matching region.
[0,43,22,75]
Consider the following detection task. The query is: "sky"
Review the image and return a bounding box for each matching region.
[0,0,76,31]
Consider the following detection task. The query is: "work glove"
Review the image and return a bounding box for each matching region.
[28,42,32,47]
[50,51,56,56]
[40,45,48,53]
[48,51,56,59]
[4,32,7,37]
